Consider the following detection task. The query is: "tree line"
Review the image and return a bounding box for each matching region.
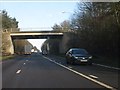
[1,10,33,55]
[42,2,120,57]
[1,10,19,31]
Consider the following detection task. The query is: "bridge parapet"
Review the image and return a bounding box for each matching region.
[10,31,64,39]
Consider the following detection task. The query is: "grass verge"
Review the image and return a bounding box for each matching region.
[0,55,15,61]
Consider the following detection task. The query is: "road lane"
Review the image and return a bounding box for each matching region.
[46,54,119,89]
[2,55,32,88]
[2,54,106,88]
[43,56,116,90]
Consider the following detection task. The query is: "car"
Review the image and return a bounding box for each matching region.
[66,48,93,65]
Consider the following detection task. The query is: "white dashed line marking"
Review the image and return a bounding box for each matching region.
[93,63,120,70]
[16,70,21,74]
[89,75,98,79]
[43,56,116,90]
[68,66,73,69]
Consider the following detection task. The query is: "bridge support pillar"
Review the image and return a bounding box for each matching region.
[2,32,14,55]
[8,33,14,54]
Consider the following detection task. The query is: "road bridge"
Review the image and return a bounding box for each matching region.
[8,31,66,54]
[10,31,63,39]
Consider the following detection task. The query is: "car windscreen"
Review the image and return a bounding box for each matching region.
[72,49,88,55]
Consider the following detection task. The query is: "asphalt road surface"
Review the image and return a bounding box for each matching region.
[2,53,119,89]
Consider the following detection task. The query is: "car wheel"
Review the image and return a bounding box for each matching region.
[66,58,69,64]
[70,60,74,65]
[66,59,68,63]
[88,62,92,65]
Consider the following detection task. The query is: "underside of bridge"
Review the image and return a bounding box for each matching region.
[11,35,63,39]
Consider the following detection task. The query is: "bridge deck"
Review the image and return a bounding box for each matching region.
[10,31,63,39]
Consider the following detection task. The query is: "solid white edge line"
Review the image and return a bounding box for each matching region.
[43,56,116,90]
[16,70,21,74]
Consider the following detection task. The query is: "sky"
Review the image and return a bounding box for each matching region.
[0,1,78,51]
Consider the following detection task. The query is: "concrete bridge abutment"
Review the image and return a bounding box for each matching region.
[2,32,14,55]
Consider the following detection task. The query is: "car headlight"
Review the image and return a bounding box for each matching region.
[89,56,92,59]
[74,56,79,59]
